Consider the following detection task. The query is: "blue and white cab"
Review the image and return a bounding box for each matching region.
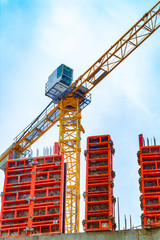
[45,64,73,103]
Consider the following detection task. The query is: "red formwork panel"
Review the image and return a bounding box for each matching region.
[84,218,113,231]
[84,181,115,230]
[138,134,160,228]
[141,213,160,227]
[138,152,160,166]
[140,195,160,212]
[84,135,115,232]
[139,160,160,174]
[87,135,112,145]
[138,145,160,156]
[54,142,60,155]
[0,154,65,238]
[139,171,160,195]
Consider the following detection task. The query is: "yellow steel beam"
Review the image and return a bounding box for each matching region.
[0,2,160,233]
[1,2,159,164]
[58,95,81,233]
[0,104,60,162]
[71,1,160,95]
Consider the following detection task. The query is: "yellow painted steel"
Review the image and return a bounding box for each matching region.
[0,104,60,161]
[0,1,159,234]
[1,1,159,163]
[71,1,160,95]
[58,95,81,233]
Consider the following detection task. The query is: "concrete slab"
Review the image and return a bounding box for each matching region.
[1,228,160,240]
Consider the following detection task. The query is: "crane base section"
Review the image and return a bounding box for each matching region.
[0,229,159,240]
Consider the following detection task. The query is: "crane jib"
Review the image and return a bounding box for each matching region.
[71,1,160,95]
[0,1,160,165]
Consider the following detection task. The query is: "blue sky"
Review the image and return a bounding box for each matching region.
[0,0,160,231]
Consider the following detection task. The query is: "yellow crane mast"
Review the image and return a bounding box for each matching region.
[59,96,82,233]
[0,1,159,233]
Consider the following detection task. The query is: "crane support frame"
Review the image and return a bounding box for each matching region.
[0,103,60,161]
[72,1,160,96]
[1,2,159,163]
[0,1,160,234]
[58,95,81,233]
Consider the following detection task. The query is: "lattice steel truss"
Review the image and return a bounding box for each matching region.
[0,1,160,234]
[58,95,82,233]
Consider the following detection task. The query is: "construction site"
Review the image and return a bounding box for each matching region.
[0,1,160,239]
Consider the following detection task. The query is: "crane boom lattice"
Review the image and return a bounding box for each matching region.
[72,2,160,97]
[0,1,160,234]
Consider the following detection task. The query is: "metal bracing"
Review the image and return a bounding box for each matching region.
[0,103,60,161]
[71,1,160,96]
[58,95,81,233]
[0,1,160,234]
[1,2,159,163]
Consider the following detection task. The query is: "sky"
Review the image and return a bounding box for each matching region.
[0,0,160,232]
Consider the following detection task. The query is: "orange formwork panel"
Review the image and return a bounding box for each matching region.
[141,213,160,228]
[54,142,60,155]
[139,159,160,174]
[138,134,160,228]
[0,153,66,238]
[83,135,116,232]
[140,195,160,213]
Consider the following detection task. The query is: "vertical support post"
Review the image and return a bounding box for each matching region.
[58,95,81,233]
[124,215,127,230]
[62,162,67,234]
[130,215,132,229]
[139,134,144,148]
[117,197,120,230]
[28,164,36,231]
[153,137,156,146]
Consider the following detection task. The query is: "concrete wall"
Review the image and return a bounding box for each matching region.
[1,229,160,240]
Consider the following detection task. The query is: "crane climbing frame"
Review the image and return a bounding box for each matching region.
[0,1,160,234]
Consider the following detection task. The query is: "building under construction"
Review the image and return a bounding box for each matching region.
[0,1,160,239]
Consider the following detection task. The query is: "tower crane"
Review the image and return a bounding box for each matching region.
[0,1,160,233]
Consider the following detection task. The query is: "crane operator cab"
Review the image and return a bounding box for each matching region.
[45,64,73,103]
